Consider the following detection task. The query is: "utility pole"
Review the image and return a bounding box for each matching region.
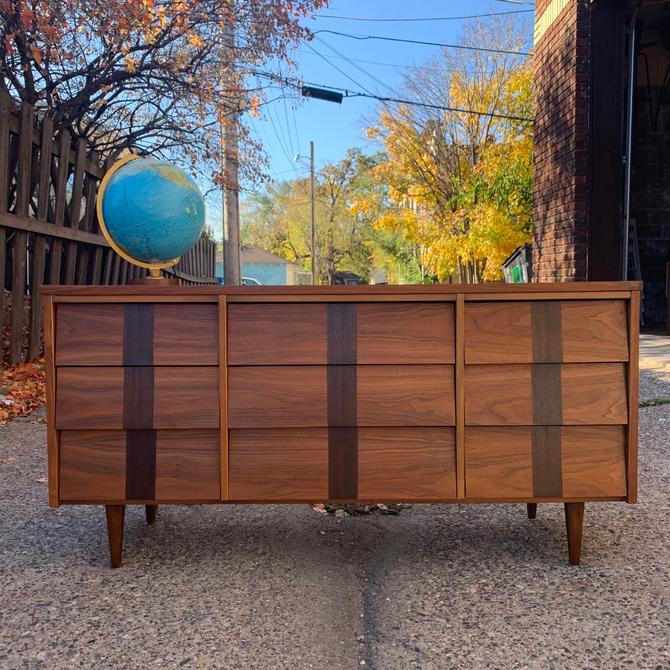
[222,19,241,285]
[310,140,316,285]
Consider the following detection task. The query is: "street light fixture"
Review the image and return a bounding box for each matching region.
[301,85,343,104]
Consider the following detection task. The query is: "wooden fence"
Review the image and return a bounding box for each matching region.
[0,91,216,364]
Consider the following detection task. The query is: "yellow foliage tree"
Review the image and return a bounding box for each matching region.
[364,17,533,282]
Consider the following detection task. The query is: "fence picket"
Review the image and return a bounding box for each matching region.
[27,117,53,360]
[0,98,215,360]
[48,130,71,285]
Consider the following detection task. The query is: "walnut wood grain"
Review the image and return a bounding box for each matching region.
[561,426,627,497]
[155,429,220,500]
[55,303,218,366]
[152,304,218,365]
[153,367,219,428]
[228,428,328,500]
[106,505,125,568]
[356,303,455,364]
[228,302,455,366]
[42,281,642,297]
[627,291,640,503]
[464,363,628,425]
[465,300,629,364]
[227,366,327,428]
[56,366,219,429]
[60,430,126,501]
[227,303,327,365]
[465,426,533,498]
[564,502,584,566]
[44,295,59,506]
[358,427,456,499]
[466,426,628,499]
[357,365,455,426]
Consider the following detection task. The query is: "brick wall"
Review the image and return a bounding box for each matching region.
[532,0,591,281]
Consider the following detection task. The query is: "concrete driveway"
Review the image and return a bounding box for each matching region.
[1,361,669,669]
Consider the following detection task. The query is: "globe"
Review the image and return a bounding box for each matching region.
[98,157,205,268]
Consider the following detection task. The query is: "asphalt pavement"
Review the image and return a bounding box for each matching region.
[0,346,669,669]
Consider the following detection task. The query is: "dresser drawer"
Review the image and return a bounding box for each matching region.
[55,303,218,366]
[59,429,220,502]
[465,425,627,499]
[358,427,456,499]
[56,366,219,429]
[228,426,456,501]
[465,300,629,364]
[227,365,455,428]
[229,428,328,501]
[227,302,454,365]
[464,363,628,425]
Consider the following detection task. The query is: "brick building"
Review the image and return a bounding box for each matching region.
[533,0,670,325]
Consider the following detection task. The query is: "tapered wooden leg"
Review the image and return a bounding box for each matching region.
[526,503,537,519]
[145,505,158,525]
[105,505,125,568]
[564,502,584,566]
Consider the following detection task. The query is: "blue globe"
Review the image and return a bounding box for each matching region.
[100,158,205,265]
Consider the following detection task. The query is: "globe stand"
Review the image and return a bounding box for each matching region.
[129,277,180,286]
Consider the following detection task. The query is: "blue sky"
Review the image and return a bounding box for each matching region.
[206,0,535,234]
[248,0,535,183]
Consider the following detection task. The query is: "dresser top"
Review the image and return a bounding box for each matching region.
[42,281,642,298]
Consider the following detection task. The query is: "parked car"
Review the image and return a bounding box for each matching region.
[241,277,263,286]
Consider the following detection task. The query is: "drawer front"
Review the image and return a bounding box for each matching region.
[465,300,629,364]
[357,365,455,426]
[229,428,329,500]
[228,366,327,428]
[465,425,627,499]
[464,363,627,425]
[59,429,220,502]
[227,302,454,365]
[358,427,456,499]
[228,427,456,501]
[228,365,454,428]
[55,303,218,366]
[56,366,219,429]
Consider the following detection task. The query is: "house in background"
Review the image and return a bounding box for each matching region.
[215,244,298,285]
[533,0,670,327]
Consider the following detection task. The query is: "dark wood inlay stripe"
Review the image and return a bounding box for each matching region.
[328,426,358,500]
[327,303,358,499]
[328,303,356,365]
[327,365,357,426]
[327,364,357,498]
[123,366,154,429]
[125,429,156,499]
[531,363,562,425]
[531,302,563,362]
[532,426,563,497]
[124,304,154,365]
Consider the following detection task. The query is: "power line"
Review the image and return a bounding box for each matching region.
[495,0,534,6]
[297,49,480,74]
[304,42,376,95]
[252,71,533,122]
[314,36,393,95]
[312,30,533,57]
[318,10,533,22]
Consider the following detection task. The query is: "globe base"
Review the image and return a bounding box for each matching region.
[128,277,181,286]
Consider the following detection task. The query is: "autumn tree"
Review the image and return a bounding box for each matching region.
[366,16,532,281]
[0,0,325,182]
[242,149,418,283]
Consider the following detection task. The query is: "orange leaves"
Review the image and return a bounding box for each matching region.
[0,360,46,425]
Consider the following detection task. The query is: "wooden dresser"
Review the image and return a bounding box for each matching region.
[43,282,641,567]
